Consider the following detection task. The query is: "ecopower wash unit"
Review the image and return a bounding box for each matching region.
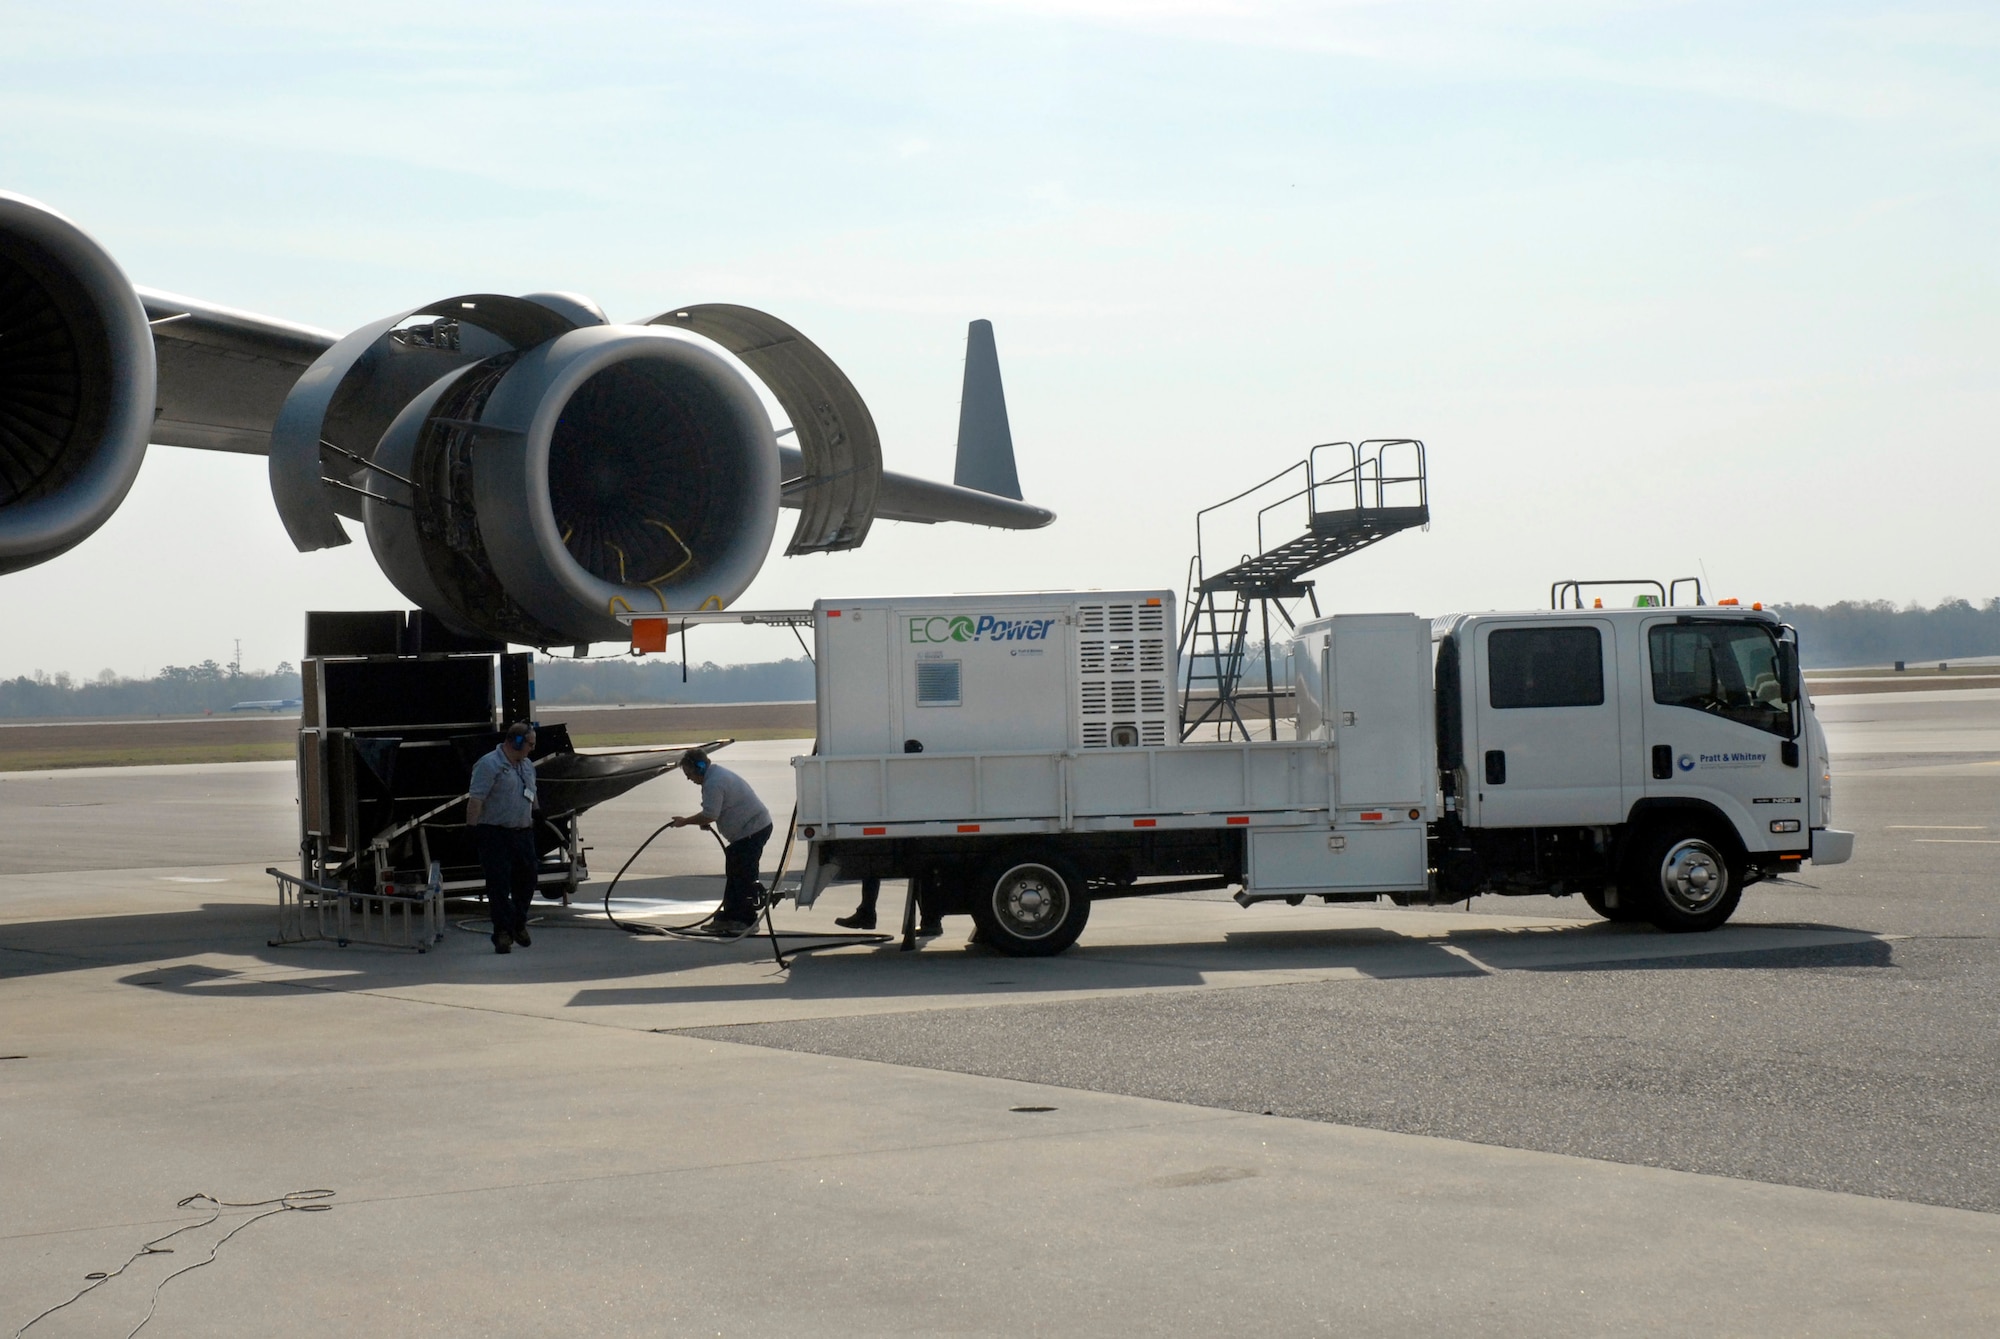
[813,591,1180,756]
[794,593,1437,954]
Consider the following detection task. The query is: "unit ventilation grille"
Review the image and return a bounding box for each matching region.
[1075,598,1176,749]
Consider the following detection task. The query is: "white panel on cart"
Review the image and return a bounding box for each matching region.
[819,608,895,756]
[1329,614,1433,809]
[1248,826,1428,892]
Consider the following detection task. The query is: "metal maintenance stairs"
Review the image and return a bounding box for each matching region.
[1203,502,1433,599]
[1179,440,1429,741]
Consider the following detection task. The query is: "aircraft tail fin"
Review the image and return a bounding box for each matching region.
[952,319,1024,500]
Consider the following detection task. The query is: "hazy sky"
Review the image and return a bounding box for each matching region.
[1,1,1993,678]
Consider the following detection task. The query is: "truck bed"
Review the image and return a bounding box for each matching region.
[796,740,1342,837]
[794,739,1434,906]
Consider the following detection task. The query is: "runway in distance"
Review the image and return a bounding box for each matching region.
[0,192,1053,650]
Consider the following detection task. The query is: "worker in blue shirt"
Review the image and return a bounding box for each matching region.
[468,722,539,954]
[667,748,772,936]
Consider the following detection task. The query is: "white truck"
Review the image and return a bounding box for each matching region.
[789,588,1853,955]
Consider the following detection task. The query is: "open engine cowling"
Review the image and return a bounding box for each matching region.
[363,325,779,645]
[0,193,155,575]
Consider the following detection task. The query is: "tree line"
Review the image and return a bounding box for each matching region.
[1773,598,2000,668]
[530,655,815,705]
[0,662,303,719]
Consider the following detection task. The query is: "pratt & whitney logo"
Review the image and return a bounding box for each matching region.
[909,614,1057,644]
[1683,749,1768,771]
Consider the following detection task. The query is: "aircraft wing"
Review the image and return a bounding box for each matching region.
[139,291,1053,529]
[139,288,336,454]
[0,191,1051,639]
[778,444,1051,528]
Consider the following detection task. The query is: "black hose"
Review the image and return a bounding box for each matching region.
[601,823,759,939]
[602,821,709,936]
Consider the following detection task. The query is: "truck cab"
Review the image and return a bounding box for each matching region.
[1421,603,1848,929]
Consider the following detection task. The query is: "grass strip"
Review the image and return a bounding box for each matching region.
[0,730,816,772]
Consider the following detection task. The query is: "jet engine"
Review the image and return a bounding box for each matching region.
[360,324,781,645]
[0,193,155,575]
[269,295,857,648]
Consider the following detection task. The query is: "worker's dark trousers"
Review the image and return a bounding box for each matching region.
[476,824,538,938]
[721,824,772,925]
[853,876,938,928]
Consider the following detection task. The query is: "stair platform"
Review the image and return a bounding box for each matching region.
[1203,503,1430,597]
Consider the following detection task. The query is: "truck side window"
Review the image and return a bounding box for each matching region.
[1487,627,1603,708]
[1648,623,1789,735]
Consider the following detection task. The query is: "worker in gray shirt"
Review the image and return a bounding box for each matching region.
[667,747,772,936]
[468,721,539,954]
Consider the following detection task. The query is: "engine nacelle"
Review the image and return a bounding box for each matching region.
[0,193,155,575]
[365,326,780,644]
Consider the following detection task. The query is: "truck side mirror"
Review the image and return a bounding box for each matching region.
[1777,641,1800,704]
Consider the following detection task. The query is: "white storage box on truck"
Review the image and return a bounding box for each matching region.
[790,589,1852,955]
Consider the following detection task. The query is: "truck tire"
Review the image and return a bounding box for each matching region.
[972,854,1090,957]
[1620,825,1742,933]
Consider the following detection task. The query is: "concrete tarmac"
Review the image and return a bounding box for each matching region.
[2,704,1997,1335]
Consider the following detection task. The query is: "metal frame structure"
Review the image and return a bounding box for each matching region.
[267,861,445,953]
[1551,577,1706,610]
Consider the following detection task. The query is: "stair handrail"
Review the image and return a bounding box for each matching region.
[1177,551,1205,676]
[1309,438,1427,516]
[1193,458,1306,593]
[1258,442,1347,556]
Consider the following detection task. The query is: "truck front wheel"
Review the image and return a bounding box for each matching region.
[973,855,1090,957]
[1621,826,1742,933]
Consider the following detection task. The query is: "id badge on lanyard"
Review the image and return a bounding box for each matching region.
[518,761,537,804]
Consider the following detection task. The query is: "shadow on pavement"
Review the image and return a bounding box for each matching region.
[0,888,1895,1013]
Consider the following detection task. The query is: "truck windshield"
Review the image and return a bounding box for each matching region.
[1648,622,1790,736]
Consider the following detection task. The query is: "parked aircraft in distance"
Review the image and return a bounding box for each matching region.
[0,192,1052,650]
[226,698,304,713]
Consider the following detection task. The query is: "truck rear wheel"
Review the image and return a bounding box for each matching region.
[972,854,1090,957]
[1620,825,1742,933]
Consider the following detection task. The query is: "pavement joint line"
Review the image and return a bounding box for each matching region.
[0,942,104,966]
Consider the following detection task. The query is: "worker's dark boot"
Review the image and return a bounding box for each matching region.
[492,928,513,954]
[513,926,532,947]
[834,910,876,930]
[917,919,944,938]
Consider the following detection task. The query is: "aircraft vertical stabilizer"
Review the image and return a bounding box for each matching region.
[953,319,1023,500]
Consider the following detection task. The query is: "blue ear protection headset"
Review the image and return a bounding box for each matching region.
[510,729,529,749]
[691,756,708,776]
